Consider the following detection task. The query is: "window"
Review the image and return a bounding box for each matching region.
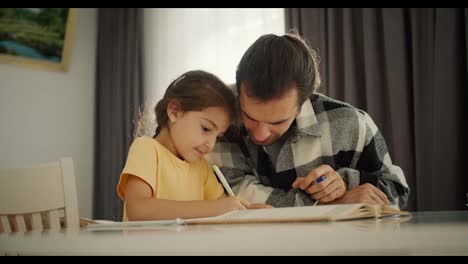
[143,8,285,102]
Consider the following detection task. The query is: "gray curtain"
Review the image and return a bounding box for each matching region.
[94,8,144,220]
[286,8,468,211]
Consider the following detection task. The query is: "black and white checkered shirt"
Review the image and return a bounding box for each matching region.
[206,92,410,209]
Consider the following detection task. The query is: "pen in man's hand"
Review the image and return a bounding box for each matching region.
[312,176,327,206]
[316,175,327,183]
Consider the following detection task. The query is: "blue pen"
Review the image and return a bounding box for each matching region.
[316,175,327,183]
[312,176,327,206]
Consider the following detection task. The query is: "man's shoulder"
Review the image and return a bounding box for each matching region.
[311,93,366,116]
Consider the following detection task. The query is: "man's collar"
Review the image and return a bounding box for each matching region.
[295,97,321,137]
[238,95,321,144]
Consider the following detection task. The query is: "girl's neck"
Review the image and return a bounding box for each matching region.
[154,128,182,159]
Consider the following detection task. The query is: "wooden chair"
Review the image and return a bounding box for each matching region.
[0,157,79,233]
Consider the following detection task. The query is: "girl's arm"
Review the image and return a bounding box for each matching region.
[124,175,252,221]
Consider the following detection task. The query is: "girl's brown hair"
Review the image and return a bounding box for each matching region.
[134,70,237,138]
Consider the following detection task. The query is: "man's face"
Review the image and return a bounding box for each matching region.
[239,82,300,146]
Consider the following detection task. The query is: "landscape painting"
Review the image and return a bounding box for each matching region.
[0,8,76,71]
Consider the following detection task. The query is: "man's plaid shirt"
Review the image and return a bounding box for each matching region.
[206,93,410,209]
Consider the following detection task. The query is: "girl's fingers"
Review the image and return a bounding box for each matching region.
[248,203,273,209]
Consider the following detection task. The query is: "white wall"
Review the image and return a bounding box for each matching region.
[0,8,97,218]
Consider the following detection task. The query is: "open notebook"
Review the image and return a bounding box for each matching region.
[86,203,409,230]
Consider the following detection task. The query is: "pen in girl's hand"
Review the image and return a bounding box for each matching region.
[213,165,235,197]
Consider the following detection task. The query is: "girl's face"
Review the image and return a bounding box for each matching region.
[168,105,230,163]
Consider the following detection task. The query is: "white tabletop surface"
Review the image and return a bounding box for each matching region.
[1,211,468,255]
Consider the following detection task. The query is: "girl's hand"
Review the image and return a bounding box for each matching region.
[219,196,251,212]
[248,203,273,209]
[218,196,272,213]
[292,165,347,204]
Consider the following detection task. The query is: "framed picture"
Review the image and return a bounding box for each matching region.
[0,8,77,72]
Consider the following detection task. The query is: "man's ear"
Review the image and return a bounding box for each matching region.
[167,99,182,123]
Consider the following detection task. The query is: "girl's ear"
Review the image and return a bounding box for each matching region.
[167,99,182,123]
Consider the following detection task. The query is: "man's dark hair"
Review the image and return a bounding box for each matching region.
[235,31,321,107]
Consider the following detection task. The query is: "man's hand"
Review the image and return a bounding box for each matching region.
[292,165,347,203]
[325,183,389,205]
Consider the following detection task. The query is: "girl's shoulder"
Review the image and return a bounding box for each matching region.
[128,136,161,154]
[132,135,159,147]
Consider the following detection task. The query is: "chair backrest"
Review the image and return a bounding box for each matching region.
[0,157,79,233]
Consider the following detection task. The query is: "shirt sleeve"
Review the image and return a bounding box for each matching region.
[205,134,304,206]
[117,137,158,201]
[202,160,225,200]
[353,111,410,209]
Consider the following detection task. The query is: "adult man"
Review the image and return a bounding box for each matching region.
[207,32,409,209]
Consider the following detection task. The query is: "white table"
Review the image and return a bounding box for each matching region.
[1,211,468,255]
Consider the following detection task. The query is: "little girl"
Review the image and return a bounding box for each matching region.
[117,70,269,221]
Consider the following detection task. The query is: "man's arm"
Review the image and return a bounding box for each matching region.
[206,138,314,207]
[337,112,410,209]
[288,109,409,209]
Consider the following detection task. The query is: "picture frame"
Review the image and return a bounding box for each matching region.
[0,8,77,72]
